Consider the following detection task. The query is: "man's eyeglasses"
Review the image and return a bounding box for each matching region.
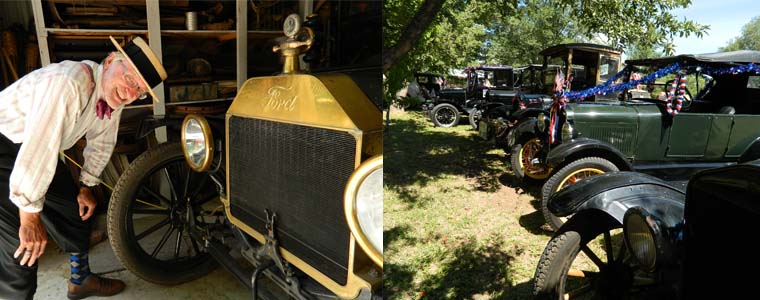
[120,61,149,100]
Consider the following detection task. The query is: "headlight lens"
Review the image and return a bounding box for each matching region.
[344,155,383,267]
[357,167,383,253]
[537,114,546,132]
[181,115,214,172]
[561,122,573,142]
[624,207,659,272]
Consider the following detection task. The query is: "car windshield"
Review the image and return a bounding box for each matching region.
[492,69,514,88]
[599,54,620,82]
[627,70,713,101]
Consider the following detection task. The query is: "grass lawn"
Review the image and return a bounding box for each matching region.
[384,109,555,300]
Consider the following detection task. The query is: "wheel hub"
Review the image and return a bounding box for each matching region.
[168,200,193,229]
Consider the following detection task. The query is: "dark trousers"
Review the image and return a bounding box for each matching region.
[0,134,91,300]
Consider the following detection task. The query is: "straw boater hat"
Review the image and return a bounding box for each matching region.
[109,36,167,102]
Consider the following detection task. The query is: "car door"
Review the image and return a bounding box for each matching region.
[725,77,760,158]
[725,115,760,157]
[666,113,713,158]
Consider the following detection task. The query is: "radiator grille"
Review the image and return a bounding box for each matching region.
[579,124,637,156]
[228,116,357,285]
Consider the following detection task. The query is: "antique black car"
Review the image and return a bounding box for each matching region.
[422,65,518,128]
[398,72,454,109]
[106,11,382,300]
[477,64,554,150]
[532,157,760,299]
[535,50,760,230]
[509,43,622,182]
[415,72,444,96]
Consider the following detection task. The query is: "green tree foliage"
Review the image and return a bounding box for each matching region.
[484,0,584,66]
[625,44,665,60]
[384,0,708,103]
[720,16,760,51]
[384,0,494,102]
[555,0,708,55]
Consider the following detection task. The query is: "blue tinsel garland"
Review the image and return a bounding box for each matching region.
[558,62,760,101]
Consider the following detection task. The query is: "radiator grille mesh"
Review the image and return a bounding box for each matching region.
[228,116,357,285]
[580,124,637,156]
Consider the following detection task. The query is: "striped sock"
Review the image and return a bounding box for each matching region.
[70,252,91,285]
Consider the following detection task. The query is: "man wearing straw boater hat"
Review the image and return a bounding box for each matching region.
[0,36,166,299]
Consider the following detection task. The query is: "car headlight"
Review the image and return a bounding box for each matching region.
[623,207,664,272]
[537,113,546,132]
[181,114,214,172]
[344,155,383,267]
[561,122,573,142]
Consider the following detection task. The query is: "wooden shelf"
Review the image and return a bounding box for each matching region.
[45,28,281,39]
[46,28,148,36]
[160,30,281,40]
[125,97,234,110]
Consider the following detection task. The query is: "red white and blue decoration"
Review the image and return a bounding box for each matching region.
[545,62,760,142]
[559,62,760,102]
[549,67,568,144]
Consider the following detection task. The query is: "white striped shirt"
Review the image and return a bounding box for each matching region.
[0,60,122,213]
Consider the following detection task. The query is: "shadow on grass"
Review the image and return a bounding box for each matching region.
[385,113,510,206]
[384,225,416,249]
[385,238,528,300]
[518,209,554,237]
[384,262,415,300]
[497,168,555,236]
[497,174,543,199]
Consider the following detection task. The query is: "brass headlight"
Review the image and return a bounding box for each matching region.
[181,114,214,172]
[624,207,661,272]
[537,113,546,132]
[561,122,573,142]
[344,155,383,267]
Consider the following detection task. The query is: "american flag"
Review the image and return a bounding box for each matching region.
[553,67,565,93]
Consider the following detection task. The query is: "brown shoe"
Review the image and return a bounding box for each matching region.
[67,275,126,299]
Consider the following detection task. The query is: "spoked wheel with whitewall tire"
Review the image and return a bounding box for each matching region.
[469,108,482,131]
[108,142,223,285]
[511,137,553,182]
[431,103,460,127]
[540,157,618,230]
[533,210,651,300]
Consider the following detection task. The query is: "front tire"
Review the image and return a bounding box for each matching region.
[431,103,460,127]
[108,142,220,285]
[511,137,552,182]
[469,109,482,131]
[533,211,635,300]
[541,157,618,230]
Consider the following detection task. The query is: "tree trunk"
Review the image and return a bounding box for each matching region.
[382,0,445,72]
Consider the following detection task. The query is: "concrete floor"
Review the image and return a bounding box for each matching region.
[34,215,250,300]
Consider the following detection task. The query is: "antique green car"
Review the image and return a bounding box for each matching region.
[536,50,760,230]
[509,43,622,181]
[106,11,382,300]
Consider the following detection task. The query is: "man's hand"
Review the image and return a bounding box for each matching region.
[15,211,48,267]
[77,186,97,221]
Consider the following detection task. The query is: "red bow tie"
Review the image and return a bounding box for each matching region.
[96,100,112,120]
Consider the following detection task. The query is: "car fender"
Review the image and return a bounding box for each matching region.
[481,102,508,112]
[433,100,467,113]
[513,117,539,141]
[738,137,760,163]
[511,108,546,121]
[137,115,185,140]
[549,172,686,228]
[545,138,632,170]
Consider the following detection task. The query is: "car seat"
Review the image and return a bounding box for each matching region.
[717,106,736,114]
